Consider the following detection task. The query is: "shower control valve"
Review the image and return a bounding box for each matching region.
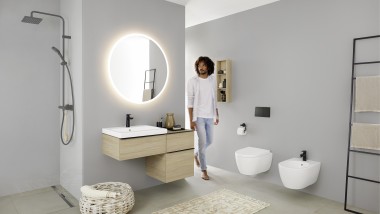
[58,104,74,111]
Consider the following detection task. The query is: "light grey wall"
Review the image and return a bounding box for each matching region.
[0,0,60,196]
[60,0,83,199]
[186,0,379,212]
[82,0,185,190]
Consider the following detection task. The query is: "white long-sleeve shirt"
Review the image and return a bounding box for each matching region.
[187,75,218,122]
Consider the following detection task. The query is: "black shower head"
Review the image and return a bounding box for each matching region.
[21,16,42,24]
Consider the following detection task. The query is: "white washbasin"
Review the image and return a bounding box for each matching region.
[278,158,321,189]
[102,125,167,138]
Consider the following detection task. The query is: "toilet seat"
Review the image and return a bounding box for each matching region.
[235,147,270,158]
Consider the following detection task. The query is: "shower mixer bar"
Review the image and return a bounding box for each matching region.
[22,10,74,145]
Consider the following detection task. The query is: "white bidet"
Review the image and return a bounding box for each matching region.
[278,158,321,189]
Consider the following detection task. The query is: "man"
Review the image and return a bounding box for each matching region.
[187,56,219,180]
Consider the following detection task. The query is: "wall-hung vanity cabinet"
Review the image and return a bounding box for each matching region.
[102,134,167,160]
[146,131,194,183]
[102,129,194,183]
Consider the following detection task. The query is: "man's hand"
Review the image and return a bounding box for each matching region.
[190,121,197,130]
[214,118,219,125]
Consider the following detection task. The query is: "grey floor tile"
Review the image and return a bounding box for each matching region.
[9,186,53,199]
[0,196,18,214]
[12,190,70,214]
[50,207,81,214]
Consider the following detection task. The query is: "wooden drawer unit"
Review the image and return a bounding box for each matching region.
[102,129,194,182]
[102,134,166,160]
[166,131,194,152]
[146,149,194,183]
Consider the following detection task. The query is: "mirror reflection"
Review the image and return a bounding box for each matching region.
[108,34,168,103]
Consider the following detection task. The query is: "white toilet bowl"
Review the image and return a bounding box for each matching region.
[235,147,273,175]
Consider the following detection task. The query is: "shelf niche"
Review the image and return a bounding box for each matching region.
[216,59,231,103]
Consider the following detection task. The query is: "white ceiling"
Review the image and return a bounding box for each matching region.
[165,0,280,28]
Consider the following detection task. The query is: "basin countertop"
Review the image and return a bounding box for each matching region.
[102,125,168,139]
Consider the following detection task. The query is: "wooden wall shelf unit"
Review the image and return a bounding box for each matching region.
[216,59,231,103]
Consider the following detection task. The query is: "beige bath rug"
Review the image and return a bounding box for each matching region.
[152,189,270,214]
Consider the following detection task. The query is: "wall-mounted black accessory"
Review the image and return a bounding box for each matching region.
[237,123,247,135]
[255,107,270,117]
[240,123,247,132]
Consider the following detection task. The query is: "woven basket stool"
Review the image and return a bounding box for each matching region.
[79,182,134,214]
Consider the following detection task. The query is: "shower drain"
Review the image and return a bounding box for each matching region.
[51,185,74,208]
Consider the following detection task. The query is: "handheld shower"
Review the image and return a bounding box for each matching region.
[51,46,67,65]
[51,45,74,145]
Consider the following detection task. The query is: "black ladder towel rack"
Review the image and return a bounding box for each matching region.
[344,35,380,214]
[144,68,156,99]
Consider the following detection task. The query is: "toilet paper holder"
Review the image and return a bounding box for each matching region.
[237,123,247,135]
[240,123,246,132]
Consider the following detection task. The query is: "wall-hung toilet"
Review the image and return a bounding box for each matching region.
[235,147,273,175]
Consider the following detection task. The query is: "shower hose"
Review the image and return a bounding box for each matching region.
[60,62,75,145]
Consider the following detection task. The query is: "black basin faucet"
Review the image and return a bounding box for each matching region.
[126,114,133,127]
[300,150,307,161]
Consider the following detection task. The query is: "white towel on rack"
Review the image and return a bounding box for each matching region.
[355,76,380,112]
[351,123,380,150]
[142,89,153,101]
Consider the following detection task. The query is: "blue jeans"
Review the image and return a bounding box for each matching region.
[195,117,214,171]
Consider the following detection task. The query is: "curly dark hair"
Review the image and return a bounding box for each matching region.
[194,56,214,76]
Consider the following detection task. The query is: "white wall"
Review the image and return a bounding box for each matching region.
[60,0,83,199]
[0,0,60,196]
[186,0,379,212]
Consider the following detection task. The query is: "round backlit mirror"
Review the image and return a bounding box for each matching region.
[108,34,168,103]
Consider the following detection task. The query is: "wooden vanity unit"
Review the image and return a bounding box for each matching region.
[102,129,194,183]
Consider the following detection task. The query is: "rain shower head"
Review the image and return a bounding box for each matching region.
[52,46,66,64]
[21,16,42,24]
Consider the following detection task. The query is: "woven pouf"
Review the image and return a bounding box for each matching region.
[79,182,134,214]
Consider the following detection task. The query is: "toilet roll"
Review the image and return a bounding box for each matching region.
[237,127,247,135]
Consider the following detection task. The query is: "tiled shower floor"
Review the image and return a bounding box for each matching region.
[0,185,79,214]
